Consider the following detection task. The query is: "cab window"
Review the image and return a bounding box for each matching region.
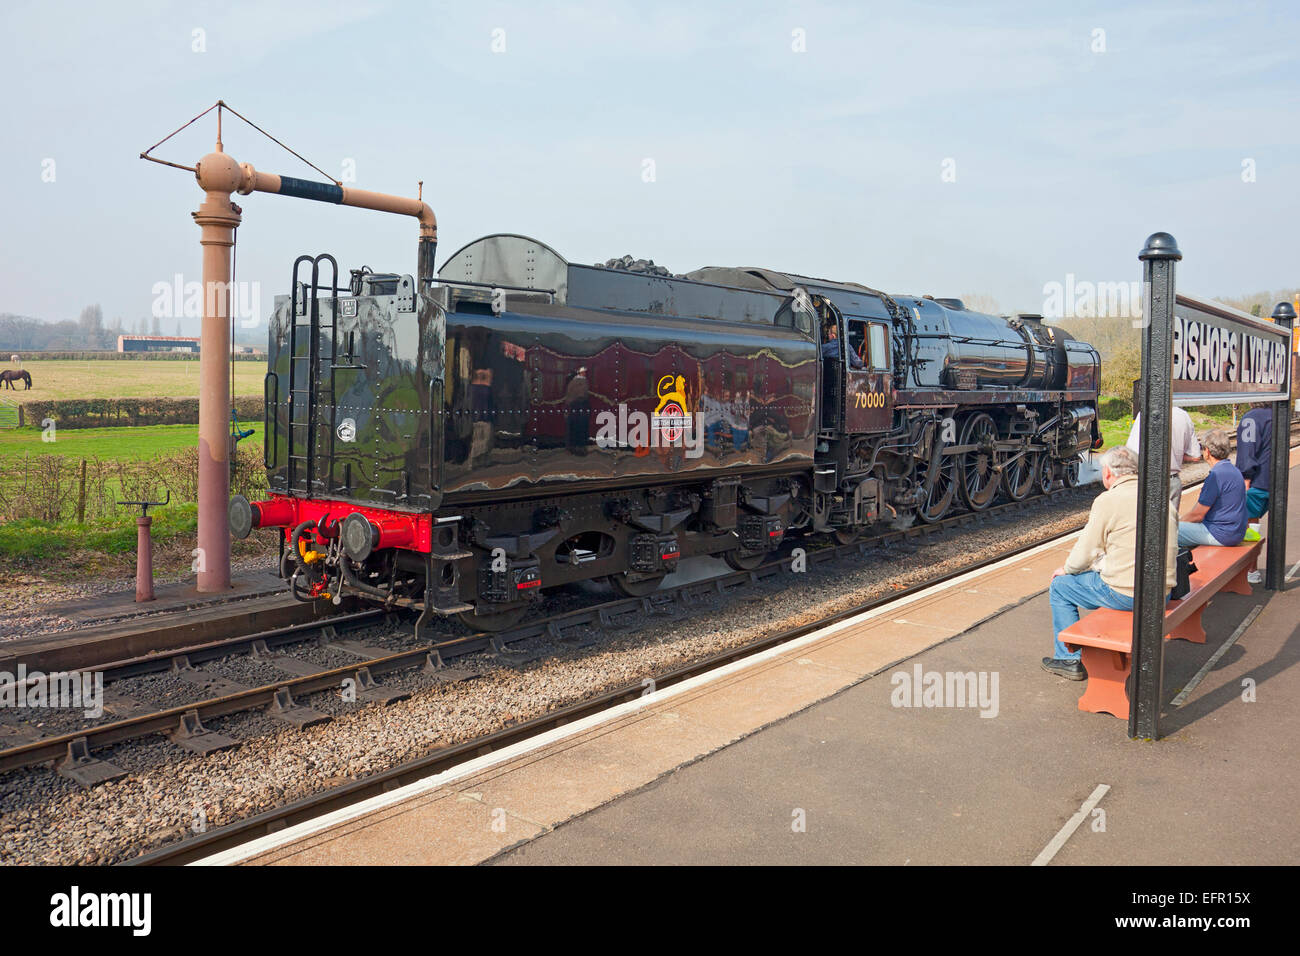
[868,322,888,370]
[846,319,869,369]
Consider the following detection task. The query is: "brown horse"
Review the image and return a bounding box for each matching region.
[0,369,32,390]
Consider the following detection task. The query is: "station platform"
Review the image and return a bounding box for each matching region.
[212,452,1300,867]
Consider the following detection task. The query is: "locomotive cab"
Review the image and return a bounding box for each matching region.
[814,291,894,435]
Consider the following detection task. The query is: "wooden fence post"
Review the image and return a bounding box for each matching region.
[77,458,87,524]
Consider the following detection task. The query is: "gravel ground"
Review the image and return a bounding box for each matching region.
[0,544,278,642]
[0,491,1101,865]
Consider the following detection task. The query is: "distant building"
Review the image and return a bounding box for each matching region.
[117,335,200,354]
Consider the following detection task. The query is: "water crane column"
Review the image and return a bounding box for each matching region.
[172,121,436,593]
[192,145,244,592]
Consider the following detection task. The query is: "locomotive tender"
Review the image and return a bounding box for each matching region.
[230,234,1101,632]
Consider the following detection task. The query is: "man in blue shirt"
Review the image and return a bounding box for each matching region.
[821,319,864,369]
[1177,428,1247,547]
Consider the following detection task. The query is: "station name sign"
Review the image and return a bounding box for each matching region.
[1172,293,1291,405]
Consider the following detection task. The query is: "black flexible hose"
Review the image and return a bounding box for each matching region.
[288,519,318,570]
[339,555,392,600]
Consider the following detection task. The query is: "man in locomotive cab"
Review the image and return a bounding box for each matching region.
[821,309,864,370]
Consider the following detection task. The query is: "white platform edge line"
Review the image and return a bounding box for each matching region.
[195,528,1083,866]
[1031,783,1110,866]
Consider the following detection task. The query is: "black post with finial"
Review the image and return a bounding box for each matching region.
[1129,232,1181,740]
[1265,301,1294,591]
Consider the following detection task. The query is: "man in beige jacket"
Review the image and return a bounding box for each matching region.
[1043,445,1178,680]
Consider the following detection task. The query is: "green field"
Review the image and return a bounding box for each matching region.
[4,358,266,401]
[1095,407,1238,451]
[0,423,263,460]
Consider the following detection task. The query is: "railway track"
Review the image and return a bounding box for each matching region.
[1,481,1103,785]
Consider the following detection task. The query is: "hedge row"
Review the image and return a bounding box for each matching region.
[14,395,264,429]
[1097,395,1132,419]
[5,351,265,361]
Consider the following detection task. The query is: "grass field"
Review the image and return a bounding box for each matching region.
[1095,407,1239,451]
[0,424,263,463]
[0,423,263,460]
[4,358,266,401]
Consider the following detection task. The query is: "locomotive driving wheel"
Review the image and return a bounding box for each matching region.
[1000,445,1035,501]
[958,412,1001,511]
[916,452,957,523]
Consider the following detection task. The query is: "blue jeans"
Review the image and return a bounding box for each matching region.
[1049,571,1134,661]
[1177,522,1227,547]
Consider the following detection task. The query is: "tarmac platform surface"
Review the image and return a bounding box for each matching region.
[218,452,1299,867]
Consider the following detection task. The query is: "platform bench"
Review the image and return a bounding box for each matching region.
[1060,540,1262,720]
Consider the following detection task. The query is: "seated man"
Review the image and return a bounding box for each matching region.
[1042,445,1177,681]
[1178,428,1247,548]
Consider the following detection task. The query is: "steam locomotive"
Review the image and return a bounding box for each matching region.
[229,234,1101,632]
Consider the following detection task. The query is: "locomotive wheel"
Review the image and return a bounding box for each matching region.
[458,605,527,633]
[832,528,863,546]
[787,480,814,530]
[1034,453,1054,496]
[1063,457,1082,488]
[610,571,666,597]
[724,549,766,571]
[1000,447,1035,501]
[917,452,957,523]
[958,413,1001,511]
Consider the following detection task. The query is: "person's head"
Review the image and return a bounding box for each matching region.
[1099,445,1138,489]
[1202,428,1230,463]
[824,320,837,340]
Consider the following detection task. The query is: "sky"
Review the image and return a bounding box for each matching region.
[1,0,1297,332]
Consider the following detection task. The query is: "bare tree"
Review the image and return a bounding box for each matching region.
[959,293,1002,316]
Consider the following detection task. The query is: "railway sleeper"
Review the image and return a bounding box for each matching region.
[420,652,481,683]
[268,687,330,730]
[352,667,410,706]
[167,710,239,756]
[56,737,127,789]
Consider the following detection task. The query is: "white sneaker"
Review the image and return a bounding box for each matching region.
[1247,570,1263,585]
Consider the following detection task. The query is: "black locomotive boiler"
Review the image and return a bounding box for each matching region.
[230,234,1101,632]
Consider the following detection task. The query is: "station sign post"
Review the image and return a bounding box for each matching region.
[1265,302,1294,591]
[1129,233,1294,740]
[1129,233,1180,741]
